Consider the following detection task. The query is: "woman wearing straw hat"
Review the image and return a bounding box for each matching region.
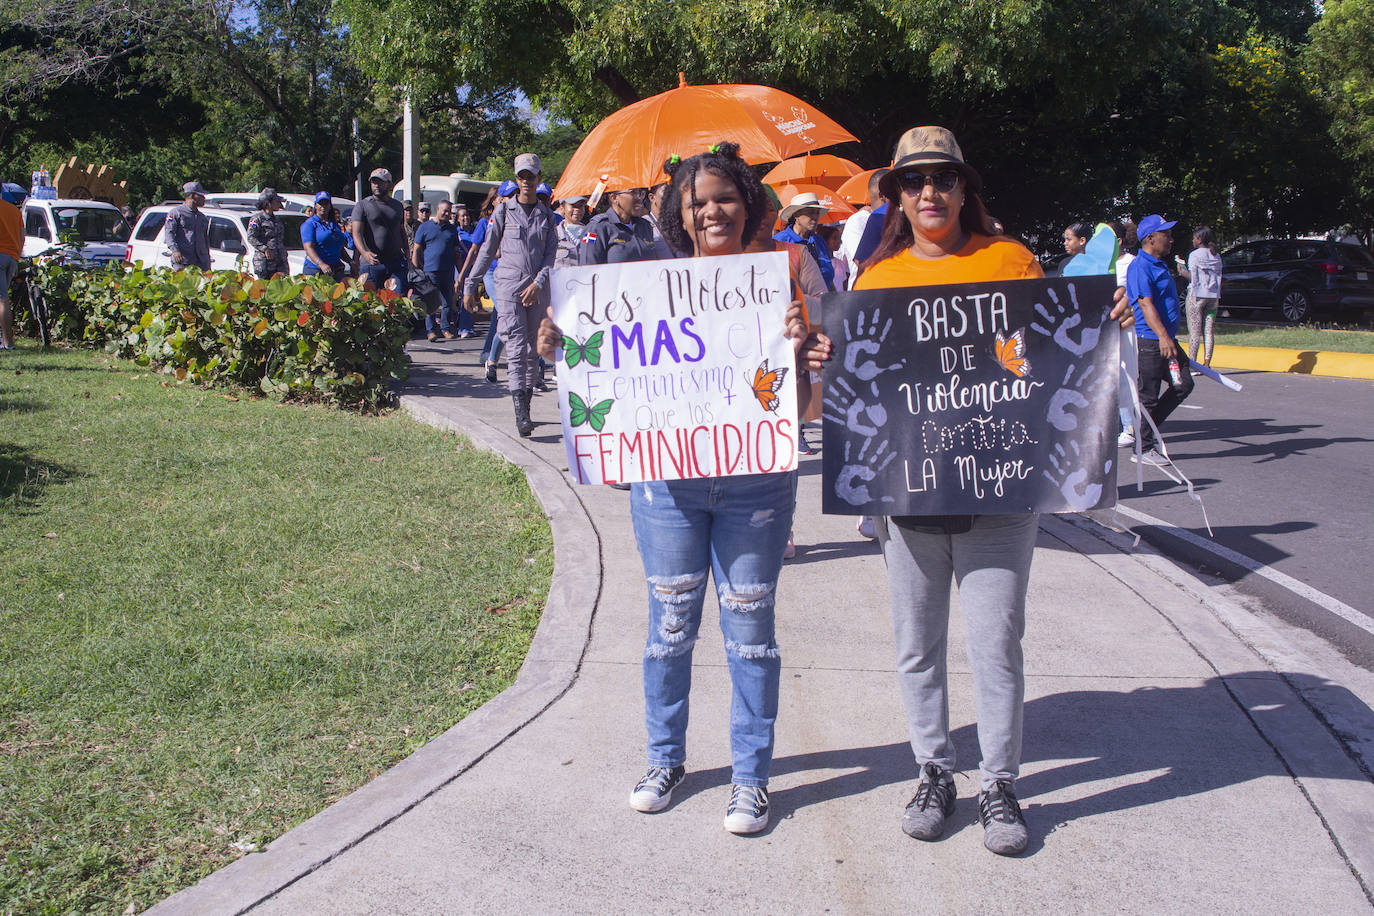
[773,191,835,291]
[799,125,1133,856]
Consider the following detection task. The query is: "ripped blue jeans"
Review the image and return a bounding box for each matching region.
[630,471,796,787]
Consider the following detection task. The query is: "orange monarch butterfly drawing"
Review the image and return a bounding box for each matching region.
[749,359,789,413]
[993,328,1031,378]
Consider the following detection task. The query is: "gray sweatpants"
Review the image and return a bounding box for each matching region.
[495,294,547,392]
[877,513,1038,789]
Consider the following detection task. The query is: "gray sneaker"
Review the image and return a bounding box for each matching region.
[629,764,685,813]
[723,784,769,834]
[902,762,956,841]
[978,779,1029,855]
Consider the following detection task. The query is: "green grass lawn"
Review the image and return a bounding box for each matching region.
[1187,318,1374,354]
[0,342,553,914]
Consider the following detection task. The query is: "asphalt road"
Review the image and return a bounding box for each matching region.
[1089,367,1374,667]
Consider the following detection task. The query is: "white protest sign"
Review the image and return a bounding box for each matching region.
[550,251,798,485]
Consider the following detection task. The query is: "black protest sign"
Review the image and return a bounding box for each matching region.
[820,275,1120,516]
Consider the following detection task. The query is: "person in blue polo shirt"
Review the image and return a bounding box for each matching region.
[301,191,349,278]
[413,199,464,340]
[1125,213,1194,465]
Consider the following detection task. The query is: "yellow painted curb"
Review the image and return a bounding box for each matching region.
[1211,344,1374,380]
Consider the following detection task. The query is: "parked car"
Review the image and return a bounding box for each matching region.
[1218,238,1374,322]
[22,198,131,265]
[202,192,355,219]
[126,206,310,273]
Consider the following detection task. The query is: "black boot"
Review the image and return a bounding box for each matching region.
[513,389,534,438]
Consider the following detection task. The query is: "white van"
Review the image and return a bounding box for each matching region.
[22,198,131,265]
[391,174,498,213]
[202,192,356,219]
[125,205,310,274]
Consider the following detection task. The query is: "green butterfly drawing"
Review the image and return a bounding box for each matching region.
[561,331,605,368]
[568,392,615,431]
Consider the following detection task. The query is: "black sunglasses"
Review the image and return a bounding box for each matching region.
[897,169,962,194]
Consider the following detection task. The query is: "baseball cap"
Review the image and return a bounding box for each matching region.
[498,180,517,197]
[418,201,431,212]
[1136,214,1177,238]
[182,180,207,197]
[314,191,332,203]
[537,182,552,197]
[514,153,542,176]
[564,194,588,205]
[369,167,393,183]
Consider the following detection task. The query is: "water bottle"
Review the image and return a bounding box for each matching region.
[1168,358,1183,387]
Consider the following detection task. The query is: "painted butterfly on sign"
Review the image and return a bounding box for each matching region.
[993,328,1031,378]
[750,359,788,413]
[561,332,604,368]
[567,391,615,431]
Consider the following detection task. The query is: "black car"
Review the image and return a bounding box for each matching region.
[1218,238,1374,322]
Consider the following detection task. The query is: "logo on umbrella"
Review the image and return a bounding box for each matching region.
[764,107,819,140]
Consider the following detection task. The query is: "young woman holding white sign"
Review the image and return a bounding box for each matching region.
[538,142,808,835]
[799,126,1134,857]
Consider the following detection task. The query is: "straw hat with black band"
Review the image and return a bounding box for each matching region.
[878,126,982,202]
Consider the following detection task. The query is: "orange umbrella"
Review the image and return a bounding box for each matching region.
[835,167,884,206]
[762,155,863,191]
[773,183,857,229]
[553,74,858,200]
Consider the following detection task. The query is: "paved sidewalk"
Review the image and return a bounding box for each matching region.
[154,333,1374,915]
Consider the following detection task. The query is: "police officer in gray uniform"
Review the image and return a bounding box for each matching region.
[164,181,211,271]
[577,186,659,265]
[463,153,558,437]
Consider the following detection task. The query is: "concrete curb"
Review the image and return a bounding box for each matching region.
[1211,343,1374,380]
[146,394,601,916]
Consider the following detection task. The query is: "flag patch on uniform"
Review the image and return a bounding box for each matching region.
[583,232,597,243]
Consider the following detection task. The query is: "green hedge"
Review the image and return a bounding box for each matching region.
[37,262,414,409]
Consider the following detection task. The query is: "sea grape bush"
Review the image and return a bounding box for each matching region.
[49,264,413,408]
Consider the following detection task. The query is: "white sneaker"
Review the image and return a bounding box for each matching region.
[1130,448,1168,467]
[857,516,877,539]
[1117,429,1135,448]
[629,765,685,813]
[723,784,769,834]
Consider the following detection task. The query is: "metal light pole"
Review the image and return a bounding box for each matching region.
[402,94,420,206]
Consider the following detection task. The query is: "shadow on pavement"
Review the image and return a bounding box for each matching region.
[672,672,1371,851]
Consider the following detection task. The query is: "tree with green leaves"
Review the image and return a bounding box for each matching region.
[332,0,1351,247]
[1306,0,1374,242]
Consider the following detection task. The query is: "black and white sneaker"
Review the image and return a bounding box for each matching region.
[902,762,957,841]
[723,784,769,834]
[978,779,1029,855]
[629,765,685,813]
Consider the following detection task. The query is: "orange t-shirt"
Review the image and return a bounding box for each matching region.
[855,234,1043,290]
[0,202,22,260]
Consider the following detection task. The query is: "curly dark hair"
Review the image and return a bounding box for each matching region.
[657,141,769,255]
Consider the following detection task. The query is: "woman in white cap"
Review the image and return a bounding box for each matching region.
[799,125,1131,857]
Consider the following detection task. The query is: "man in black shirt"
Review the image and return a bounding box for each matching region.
[352,168,409,293]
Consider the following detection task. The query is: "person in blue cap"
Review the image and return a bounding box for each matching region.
[1125,213,1193,465]
[301,191,351,278]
